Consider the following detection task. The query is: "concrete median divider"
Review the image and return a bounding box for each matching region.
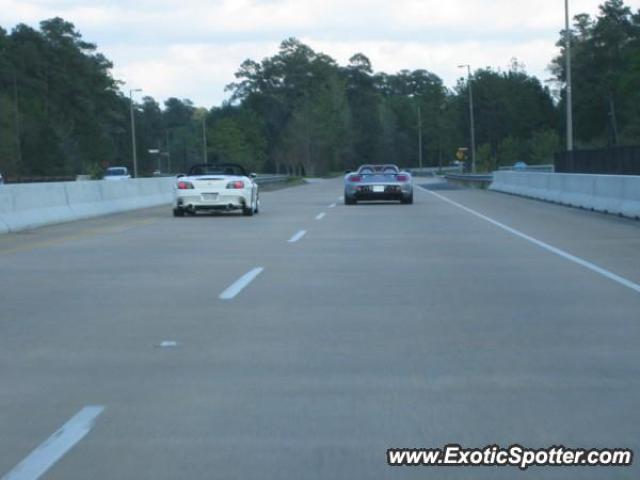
[0,191,11,234]
[622,176,640,218]
[592,175,625,214]
[547,174,565,203]
[0,178,176,234]
[490,171,640,219]
[0,182,73,232]
[65,181,111,219]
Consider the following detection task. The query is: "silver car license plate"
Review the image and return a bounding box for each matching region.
[202,193,218,201]
[373,185,385,193]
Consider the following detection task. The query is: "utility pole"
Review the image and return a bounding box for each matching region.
[565,0,574,151]
[608,93,619,146]
[129,88,142,177]
[166,129,172,173]
[458,64,476,172]
[437,104,444,174]
[417,104,423,169]
[12,71,22,167]
[202,114,208,164]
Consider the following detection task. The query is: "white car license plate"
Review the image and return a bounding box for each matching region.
[202,193,218,201]
[373,185,385,193]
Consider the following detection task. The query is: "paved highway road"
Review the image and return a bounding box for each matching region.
[1,178,639,479]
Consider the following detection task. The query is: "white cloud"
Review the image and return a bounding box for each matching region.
[1,0,639,106]
[109,42,279,104]
[308,38,557,85]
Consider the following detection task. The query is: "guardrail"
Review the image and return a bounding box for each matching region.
[254,175,291,191]
[255,175,289,185]
[445,173,493,189]
[498,164,555,172]
[409,166,464,176]
[490,172,640,219]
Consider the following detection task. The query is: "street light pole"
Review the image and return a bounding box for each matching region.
[458,65,476,172]
[165,129,172,173]
[565,0,574,151]
[417,104,423,169]
[129,88,142,177]
[202,114,208,164]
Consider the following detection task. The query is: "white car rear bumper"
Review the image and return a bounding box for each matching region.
[175,191,249,210]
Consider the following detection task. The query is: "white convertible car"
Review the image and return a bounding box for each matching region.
[173,163,259,217]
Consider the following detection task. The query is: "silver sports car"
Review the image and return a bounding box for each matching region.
[344,164,413,205]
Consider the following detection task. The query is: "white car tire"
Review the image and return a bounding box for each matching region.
[242,195,255,216]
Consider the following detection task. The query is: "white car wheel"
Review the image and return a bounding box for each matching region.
[242,195,254,216]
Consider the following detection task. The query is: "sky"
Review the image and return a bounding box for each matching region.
[1,0,639,107]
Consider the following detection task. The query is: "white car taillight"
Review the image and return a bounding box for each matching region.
[227,180,245,189]
[177,181,194,189]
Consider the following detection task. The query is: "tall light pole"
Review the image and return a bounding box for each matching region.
[202,114,208,164]
[417,104,423,169]
[458,64,476,173]
[129,88,142,177]
[565,0,574,151]
[165,129,172,173]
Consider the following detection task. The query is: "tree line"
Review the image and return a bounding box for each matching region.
[0,0,638,177]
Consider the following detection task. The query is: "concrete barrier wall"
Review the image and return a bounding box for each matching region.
[0,191,12,234]
[1,183,72,232]
[622,176,640,218]
[0,178,175,234]
[490,172,640,219]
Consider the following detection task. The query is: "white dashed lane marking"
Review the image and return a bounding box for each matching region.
[2,406,105,480]
[219,268,265,300]
[287,230,307,243]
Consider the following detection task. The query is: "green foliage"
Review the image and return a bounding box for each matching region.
[529,129,560,164]
[227,38,349,175]
[0,18,125,176]
[497,136,524,166]
[208,111,265,173]
[476,143,495,172]
[85,162,104,179]
[551,0,640,146]
[455,66,558,155]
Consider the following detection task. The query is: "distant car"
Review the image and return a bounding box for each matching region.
[104,166,131,180]
[344,164,413,205]
[173,163,259,217]
[513,161,528,171]
[0,172,4,185]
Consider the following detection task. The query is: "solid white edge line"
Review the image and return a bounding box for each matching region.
[417,185,640,294]
[287,230,307,243]
[219,267,264,300]
[2,406,105,480]
[315,212,326,220]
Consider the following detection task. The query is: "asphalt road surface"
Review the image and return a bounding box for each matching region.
[1,178,639,479]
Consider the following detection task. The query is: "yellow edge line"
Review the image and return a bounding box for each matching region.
[0,218,158,256]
